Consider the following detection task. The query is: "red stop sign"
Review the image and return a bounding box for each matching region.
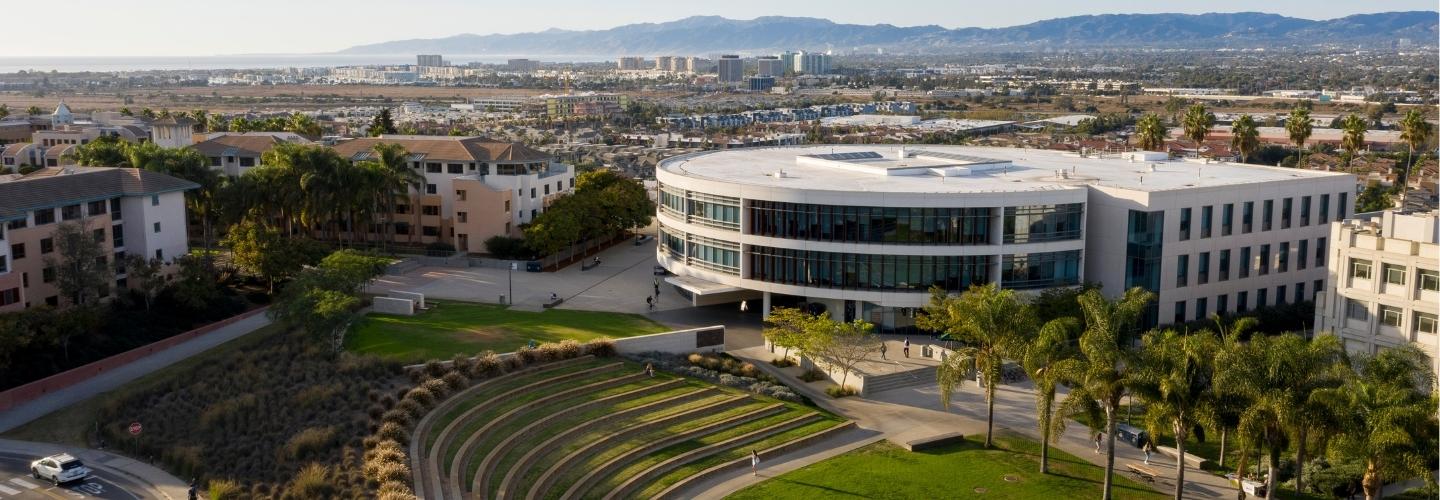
[128,422,142,435]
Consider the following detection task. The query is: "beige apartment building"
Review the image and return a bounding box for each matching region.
[0,167,197,313]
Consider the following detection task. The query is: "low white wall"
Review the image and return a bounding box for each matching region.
[373,297,415,316]
[614,325,726,355]
[389,291,425,309]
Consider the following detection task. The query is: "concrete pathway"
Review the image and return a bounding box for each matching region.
[0,311,272,434]
[0,438,190,499]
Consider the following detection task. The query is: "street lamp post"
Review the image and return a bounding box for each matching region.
[508,261,516,305]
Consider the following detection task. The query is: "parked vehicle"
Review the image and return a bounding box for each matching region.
[30,453,90,485]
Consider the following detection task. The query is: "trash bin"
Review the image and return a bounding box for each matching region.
[525,261,542,272]
[1114,423,1145,448]
[499,294,506,305]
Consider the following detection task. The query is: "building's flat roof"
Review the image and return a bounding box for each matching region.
[659,145,1350,194]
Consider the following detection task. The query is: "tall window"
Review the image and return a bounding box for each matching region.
[1198,251,1210,285]
[1221,203,1233,236]
[1319,194,1330,224]
[1174,301,1187,324]
[1217,294,1228,314]
[1242,201,1254,233]
[1176,254,1189,287]
[1316,237,1327,267]
[1338,192,1348,219]
[1239,247,1252,279]
[1379,305,1403,327]
[1281,197,1293,229]
[1277,242,1289,273]
[1300,196,1311,226]
[1262,200,1273,231]
[1237,291,1249,312]
[1419,268,1439,292]
[1200,206,1213,238]
[1195,297,1208,321]
[1383,264,1407,285]
[1179,208,1192,241]
[1416,312,1438,335]
[1351,259,1373,280]
[1219,249,1230,281]
[1258,244,1270,275]
[1297,240,1309,270]
[1257,288,1269,307]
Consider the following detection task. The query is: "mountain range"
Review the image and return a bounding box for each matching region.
[338,12,1438,56]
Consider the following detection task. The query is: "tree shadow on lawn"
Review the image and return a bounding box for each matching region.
[758,479,870,498]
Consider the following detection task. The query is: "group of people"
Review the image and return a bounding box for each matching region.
[877,338,912,360]
[645,278,661,310]
[1091,432,1159,465]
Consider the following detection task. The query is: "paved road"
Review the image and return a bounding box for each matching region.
[0,452,149,500]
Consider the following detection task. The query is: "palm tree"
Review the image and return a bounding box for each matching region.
[0,104,9,120]
[1022,316,1080,473]
[1056,287,1154,500]
[919,283,1034,448]
[1397,108,1434,208]
[1286,107,1313,168]
[1340,114,1368,172]
[1230,114,1260,164]
[1134,113,1167,152]
[1181,104,1215,158]
[26,105,42,116]
[191,109,208,133]
[1208,315,1258,469]
[1132,329,1220,500]
[1216,333,1346,498]
[1314,346,1437,500]
[369,143,421,251]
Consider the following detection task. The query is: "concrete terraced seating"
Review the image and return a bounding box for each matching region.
[410,356,847,500]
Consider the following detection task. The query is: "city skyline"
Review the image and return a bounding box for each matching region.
[3,0,1434,57]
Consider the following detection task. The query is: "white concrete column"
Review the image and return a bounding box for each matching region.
[762,291,772,319]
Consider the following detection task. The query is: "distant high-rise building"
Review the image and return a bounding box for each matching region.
[756,56,784,77]
[778,51,798,76]
[417,54,445,67]
[506,59,541,72]
[683,56,709,74]
[748,76,775,92]
[717,55,744,83]
[655,56,674,71]
[794,51,831,75]
[617,57,647,70]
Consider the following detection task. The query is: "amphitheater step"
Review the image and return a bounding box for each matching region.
[862,365,938,394]
[411,356,597,500]
[451,370,649,498]
[474,378,689,497]
[526,394,754,500]
[498,386,719,500]
[601,412,825,500]
[559,403,789,500]
[653,420,859,500]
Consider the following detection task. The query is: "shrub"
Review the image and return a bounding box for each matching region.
[379,491,421,500]
[516,345,540,364]
[718,374,753,389]
[441,372,469,392]
[425,241,456,254]
[502,355,525,372]
[286,426,338,460]
[378,481,411,496]
[208,479,243,500]
[365,460,411,484]
[449,353,472,374]
[825,386,858,398]
[367,404,385,421]
[470,352,503,377]
[293,383,342,408]
[739,362,760,378]
[380,409,413,427]
[198,393,258,430]
[799,369,827,382]
[420,378,451,399]
[403,387,435,408]
[288,463,335,499]
[753,382,804,403]
[394,398,425,419]
[771,357,796,368]
[687,353,704,365]
[364,440,406,463]
[379,394,397,409]
[535,343,561,362]
[376,422,408,444]
[422,360,446,378]
[552,339,583,360]
[585,338,617,357]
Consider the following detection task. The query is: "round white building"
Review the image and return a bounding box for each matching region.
[656,145,1090,332]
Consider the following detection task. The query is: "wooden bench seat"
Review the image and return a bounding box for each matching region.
[1126,462,1160,483]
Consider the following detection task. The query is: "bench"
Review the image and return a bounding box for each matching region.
[896,432,965,452]
[1126,463,1160,483]
[1156,445,1210,469]
[542,298,565,309]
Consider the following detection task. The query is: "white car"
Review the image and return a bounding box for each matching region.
[30,453,90,485]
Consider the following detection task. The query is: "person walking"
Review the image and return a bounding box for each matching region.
[740,300,749,312]
[646,296,654,310]
[750,450,760,476]
[1093,432,1103,454]
[903,337,910,358]
[644,363,655,377]
[1143,440,1154,465]
[187,479,198,500]
[878,341,887,360]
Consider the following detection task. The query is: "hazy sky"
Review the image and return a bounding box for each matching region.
[5,0,1433,57]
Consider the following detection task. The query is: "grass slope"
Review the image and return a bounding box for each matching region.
[347,300,669,361]
[729,432,1166,500]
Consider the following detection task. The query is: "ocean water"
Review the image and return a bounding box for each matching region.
[0,54,608,73]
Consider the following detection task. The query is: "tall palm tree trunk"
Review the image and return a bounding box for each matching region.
[1173,421,1187,500]
[1294,427,1307,495]
[984,381,996,448]
[1266,439,1281,500]
[1217,428,1227,468]
[1039,395,1052,474]
[1361,461,1381,500]
[1102,406,1118,500]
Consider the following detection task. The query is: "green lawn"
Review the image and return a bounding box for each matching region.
[728,432,1166,500]
[347,300,669,362]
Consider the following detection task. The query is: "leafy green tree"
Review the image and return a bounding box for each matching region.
[1313,346,1437,500]
[0,104,9,120]
[369,109,397,136]
[171,254,221,311]
[1162,97,1186,124]
[1397,108,1434,206]
[1134,113,1167,152]
[1216,333,1346,498]
[1022,316,1080,473]
[762,306,824,359]
[808,317,879,390]
[122,254,165,311]
[1132,329,1221,499]
[1209,316,1259,469]
[286,113,323,138]
[191,109,208,132]
[45,220,110,307]
[1340,114,1368,172]
[66,135,130,167]
[919,283,1034,448]
[26,105,43,116]
[270,250,387,353]
[1356,181,1399,213]
[224,220,318,291]
[1055,287,1154,500]
[1181,104,1215,158]
[1231,114,1260,164]
[1286,107,1313,167]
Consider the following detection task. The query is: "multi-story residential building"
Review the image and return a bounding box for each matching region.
[150,116,198,148]
[505,59,540,72]
[655,146,1353,332]
[778,51,799,76]
[0,167,197,313]
[1314,210,1439,371]
[748,76,776,92]
[417,54,445,67]
[617,57,647,71]
[329,136,574,253]
[794,51,832,75]
[190,132,312,176]
[717,55,744,83]
[756,56,785,78]
[540,93,629,119]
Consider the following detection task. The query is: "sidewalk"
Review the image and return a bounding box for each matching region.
[0,311,272,433]
[0,438,189,499]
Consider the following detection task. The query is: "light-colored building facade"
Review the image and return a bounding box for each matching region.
[0,167,196,313]
[617,57,647,71]
[794,51,831,75]
[1314,210,1439,370]
[717,55,744,83]
[655,146,1354,332]
[756,56,785,77]
[191,132,312,176]
[417,54,445,67]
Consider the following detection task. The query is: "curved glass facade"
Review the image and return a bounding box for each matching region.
[748,201,992,245]
[1001,250,1082,289]
[1003,203,1083,244]
[659,225,739,275]
[748,245,992,291]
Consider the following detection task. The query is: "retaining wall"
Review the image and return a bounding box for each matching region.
[373,297,415,315]
[0,307,270,411]
[614,325,726,355]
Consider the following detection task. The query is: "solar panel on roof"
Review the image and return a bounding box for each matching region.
[909,150,1007,164]
[804,151,884,161]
